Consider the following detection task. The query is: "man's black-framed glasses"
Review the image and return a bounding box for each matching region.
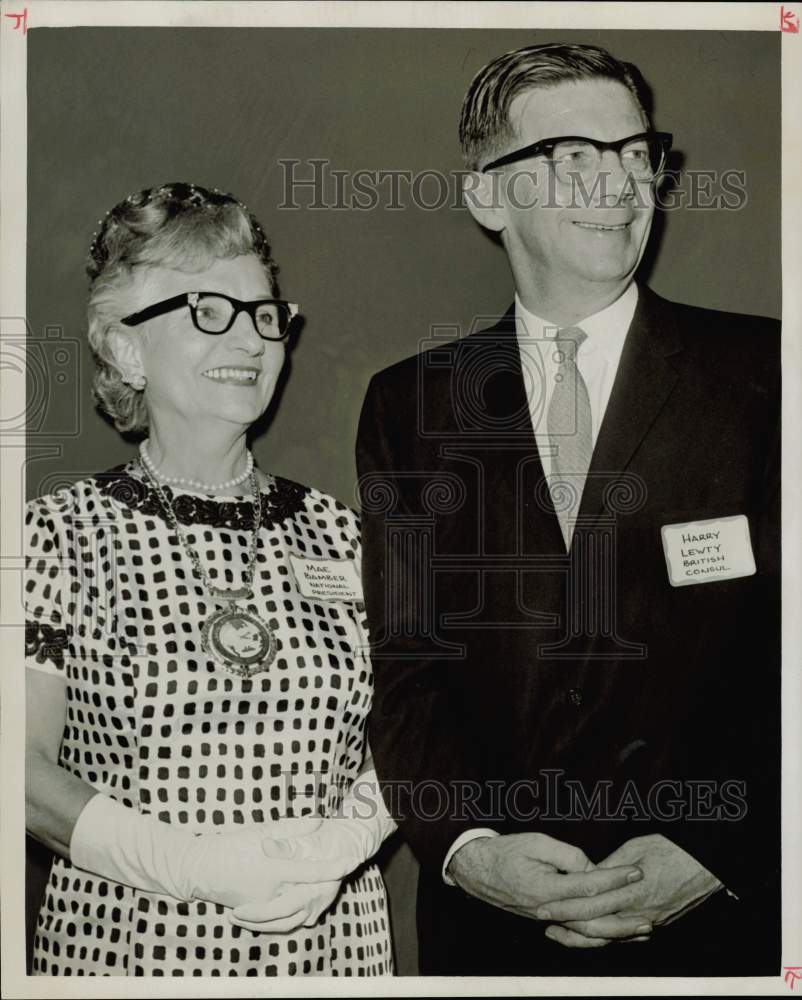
[121,292,299,341]
[482,131,673,185]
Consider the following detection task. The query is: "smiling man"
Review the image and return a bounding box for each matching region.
[357,43,780,976]
[474,76,658,322]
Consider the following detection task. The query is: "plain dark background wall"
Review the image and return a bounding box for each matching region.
[26,27,780,975]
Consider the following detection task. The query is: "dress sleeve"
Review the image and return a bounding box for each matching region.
[24,499,70,678]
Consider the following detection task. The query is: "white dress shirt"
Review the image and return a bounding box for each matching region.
[441,282,639,886]
[516,281,637,478]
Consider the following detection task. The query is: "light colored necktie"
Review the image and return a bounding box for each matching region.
[547,327,592,548]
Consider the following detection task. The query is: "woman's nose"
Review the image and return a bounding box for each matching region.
[228,310,265,353]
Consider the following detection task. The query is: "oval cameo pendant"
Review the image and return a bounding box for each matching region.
[202,605,277,678]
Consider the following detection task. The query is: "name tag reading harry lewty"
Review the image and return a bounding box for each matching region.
[289,554,363,602]
[661,514,756,587]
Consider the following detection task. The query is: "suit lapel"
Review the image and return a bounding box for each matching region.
[463,288,684,544]
[470,303,536,436]
[467,304,564,552]
[578,286,684,521]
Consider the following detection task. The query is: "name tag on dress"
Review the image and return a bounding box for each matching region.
[289,555,363,602]
[661,514,756,587]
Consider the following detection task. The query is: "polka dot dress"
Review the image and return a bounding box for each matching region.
[25,462,393,977]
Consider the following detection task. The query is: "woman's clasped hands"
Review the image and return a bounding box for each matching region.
[203,820,368,934]
[226,774,398,933]
[184,817,354,919]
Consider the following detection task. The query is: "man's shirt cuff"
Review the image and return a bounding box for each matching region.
[442,828,501,886]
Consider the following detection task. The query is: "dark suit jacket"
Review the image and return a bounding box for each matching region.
[356,285,780,976]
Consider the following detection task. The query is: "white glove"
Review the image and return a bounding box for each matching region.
[227,772,396,934]
[253,769,397,873]
[229,876,342,933]
[70,794,352,908]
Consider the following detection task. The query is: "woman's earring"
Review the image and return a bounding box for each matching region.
[123,373,147,391]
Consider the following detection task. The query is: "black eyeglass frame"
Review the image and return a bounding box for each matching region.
[120,291,300,341]
[481,130,673,176]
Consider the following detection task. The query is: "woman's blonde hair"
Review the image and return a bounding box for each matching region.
[87,182,279,434]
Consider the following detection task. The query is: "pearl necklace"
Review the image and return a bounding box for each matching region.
[139,440,253,493]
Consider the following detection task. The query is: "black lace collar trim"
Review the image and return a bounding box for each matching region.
[92,463,308,530]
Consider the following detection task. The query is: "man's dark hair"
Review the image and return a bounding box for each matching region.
[459,42,652,170]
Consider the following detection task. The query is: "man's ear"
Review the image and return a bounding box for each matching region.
[107,326,146,381]
[462,171,507,233]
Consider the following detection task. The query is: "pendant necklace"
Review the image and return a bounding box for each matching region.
[141,458,277,678]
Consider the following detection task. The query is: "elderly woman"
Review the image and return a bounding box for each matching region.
[24,182,395,976]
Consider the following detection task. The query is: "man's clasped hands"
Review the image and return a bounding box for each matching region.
[446,832,723,948]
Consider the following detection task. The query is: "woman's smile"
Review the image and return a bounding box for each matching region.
[201,365,261,384]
